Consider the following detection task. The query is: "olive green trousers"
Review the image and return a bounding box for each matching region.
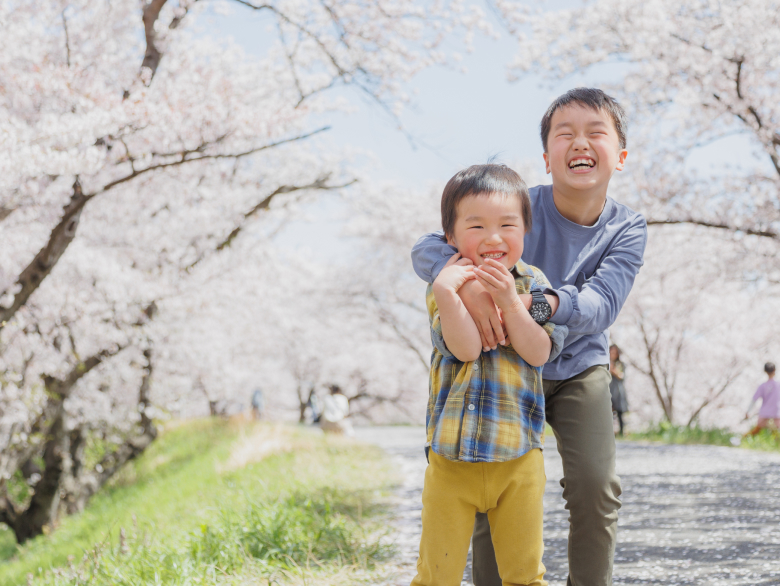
[472,365,621,586]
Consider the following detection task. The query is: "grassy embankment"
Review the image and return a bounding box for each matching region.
[626,420,780,451]
[0,419,397,586]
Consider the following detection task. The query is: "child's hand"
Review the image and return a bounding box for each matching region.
[474,259,522,313]
[433,253,476,293]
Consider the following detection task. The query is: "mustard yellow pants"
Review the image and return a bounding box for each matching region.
[411,448,546,586]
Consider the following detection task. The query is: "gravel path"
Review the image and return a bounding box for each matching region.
[355,426,780,586]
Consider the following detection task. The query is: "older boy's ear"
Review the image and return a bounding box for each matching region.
[615,149,628,171]
[543,152,551,174]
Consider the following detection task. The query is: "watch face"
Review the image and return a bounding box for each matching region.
[531,302,552,324]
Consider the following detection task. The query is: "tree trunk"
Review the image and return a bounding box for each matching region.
[298,384,315,423]
[0,345,129,543]
[63,349,158,515]
[12,408,69,543]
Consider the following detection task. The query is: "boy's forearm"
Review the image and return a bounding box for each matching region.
[518,293,560,317]
[549,219,646,334]
[502,307,552,367]
[433,284,482,362]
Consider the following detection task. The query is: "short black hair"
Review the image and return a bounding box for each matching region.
[441,164,531,239]
[765,362,776,374]
[540,87,628,152]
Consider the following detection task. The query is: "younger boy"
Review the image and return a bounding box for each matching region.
[411,164,566,586]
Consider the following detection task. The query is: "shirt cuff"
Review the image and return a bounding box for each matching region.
[548,287,573,326]
[430,324,453,358]
[547,324,568,362]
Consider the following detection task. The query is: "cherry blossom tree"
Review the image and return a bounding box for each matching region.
[496,0,780,263]
[491,0,780,426]
[0,0,490,542]
[611,225,780,428]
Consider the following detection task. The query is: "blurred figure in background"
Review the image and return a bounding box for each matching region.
[320,384,354,436]
[251,388,264,420]
[744,362,780,437]
[307,391,323,424]
[609,344,629,436]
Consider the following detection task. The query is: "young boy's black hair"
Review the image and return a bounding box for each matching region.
[540,87,628,152]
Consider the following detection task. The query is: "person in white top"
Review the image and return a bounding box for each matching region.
[320,384,354,436]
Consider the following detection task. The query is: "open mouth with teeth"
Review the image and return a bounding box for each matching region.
[480,252,506,261]
[569,158,595,170]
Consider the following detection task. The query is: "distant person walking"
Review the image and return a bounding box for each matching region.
[307,391,323,424]
[609,344,629,436]
[744,363,780,437]
[250,388,264,420]
[320,384,354,436]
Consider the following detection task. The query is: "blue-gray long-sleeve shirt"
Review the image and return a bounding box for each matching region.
[411,184,648,380]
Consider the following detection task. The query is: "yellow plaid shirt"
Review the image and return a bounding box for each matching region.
[426,260,567,463]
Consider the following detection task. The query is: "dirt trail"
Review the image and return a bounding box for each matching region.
[356,426,780,586]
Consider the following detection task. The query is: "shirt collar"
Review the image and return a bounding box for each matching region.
[511,259,535,279]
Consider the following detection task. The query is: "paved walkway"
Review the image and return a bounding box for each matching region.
[355,426,780,586]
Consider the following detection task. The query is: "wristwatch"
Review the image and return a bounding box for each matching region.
[529,290,552,325]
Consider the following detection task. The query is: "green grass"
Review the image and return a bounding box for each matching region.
[0,419,396,586]
[626,421,780,451]
[627,421,735,446]
[738,427,780,451]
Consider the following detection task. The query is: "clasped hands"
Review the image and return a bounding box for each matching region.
[435,254,545,352]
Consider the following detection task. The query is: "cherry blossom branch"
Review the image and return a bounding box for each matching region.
[214,175,356,252]
[646,219,778,240]
[0,178,87,329]
[636,318,673,422]
[141,0,169,78]
[347,389,416,421]
[44,344,128,401]
[140,0,202,81]
[345,373,417,420]
[61,9,71,68]
[231,0,406,118]
[685,362,746,427]
[374,306,429,369]
[0,127,330,331]
[95,126,331,195]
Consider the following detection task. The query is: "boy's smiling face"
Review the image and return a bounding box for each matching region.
[543,104,628,196]
[446,192,525,270]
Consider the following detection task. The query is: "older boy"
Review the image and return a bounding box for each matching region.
[412,164,566,586]
[412,88,647,586]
